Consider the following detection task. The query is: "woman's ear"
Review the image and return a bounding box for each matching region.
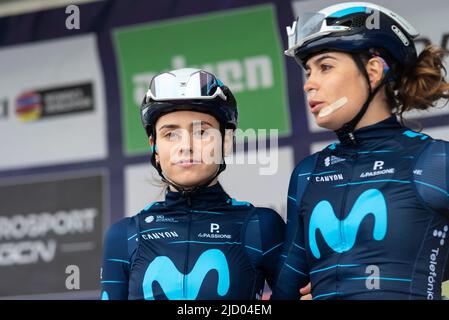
[223,129,234,157]
[149,136,159,163]
[366,57,385,89]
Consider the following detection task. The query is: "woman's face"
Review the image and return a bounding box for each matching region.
[303,51,370,131]
[152,110,230,189]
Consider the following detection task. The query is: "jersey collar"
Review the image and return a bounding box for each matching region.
[164,182,231,209]
[337,115,403,146]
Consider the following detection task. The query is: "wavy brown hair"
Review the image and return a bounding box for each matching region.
[385,45,449,124]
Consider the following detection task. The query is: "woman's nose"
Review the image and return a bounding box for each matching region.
[303,76,318,93]
[177,132,193,155]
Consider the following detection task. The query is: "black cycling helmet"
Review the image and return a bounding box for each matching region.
[141,68,238,137]
[285,2,419,144]
[140,68,238,198]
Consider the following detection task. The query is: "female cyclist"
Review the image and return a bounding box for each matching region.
[273,2,449,300]
[100,68,285,300]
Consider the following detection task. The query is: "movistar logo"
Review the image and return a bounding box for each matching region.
[309,189,387,259]
[143,249,230,300]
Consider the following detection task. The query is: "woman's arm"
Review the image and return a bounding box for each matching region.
[270,154,318,299]
[270,206,309,299]
[100,218,133,300]
[413,140,449,281]
[413,140,449,218]
[256,208,286,289]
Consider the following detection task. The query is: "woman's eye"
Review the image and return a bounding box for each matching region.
[166,131,179,140]
[194,130,209,139]
[321,64,333,72]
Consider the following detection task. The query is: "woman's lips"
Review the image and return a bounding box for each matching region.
[310,102,326,114]
[175,160,201,168]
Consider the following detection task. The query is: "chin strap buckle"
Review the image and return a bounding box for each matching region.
[348,132,356,144]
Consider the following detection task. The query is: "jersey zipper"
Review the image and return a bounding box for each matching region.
[340,152,358,249]
[336,152,358,292]
[183,207,193,299]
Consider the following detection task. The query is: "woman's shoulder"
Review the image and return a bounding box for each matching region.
[394,127,445,149]
[226,197,278,215]
[226,197,253,208]
[291,151,322,177]
[428,137,449,149]
[415,137,449,162]
[117,201,166,233]
[105,216,135,240]
[251,206,284,224]
[434,138,449,148]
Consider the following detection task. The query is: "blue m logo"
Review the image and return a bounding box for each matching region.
[143,249,230,300]
[309,189,387,259]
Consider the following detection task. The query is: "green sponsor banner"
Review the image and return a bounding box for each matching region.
[113,4,290,155]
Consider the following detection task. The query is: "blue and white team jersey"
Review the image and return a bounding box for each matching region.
[101,183,285,300]
[273,115,449,300]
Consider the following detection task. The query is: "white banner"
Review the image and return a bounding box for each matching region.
[0,34,107,170]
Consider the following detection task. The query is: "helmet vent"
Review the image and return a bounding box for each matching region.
[338,19,352,27]
[333,16,364,29]
[351,16,365,28]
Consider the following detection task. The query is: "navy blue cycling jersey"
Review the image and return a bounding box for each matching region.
[101,183,284,300]
[272,115,449,300]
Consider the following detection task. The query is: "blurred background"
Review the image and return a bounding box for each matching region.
[0,0,448,299]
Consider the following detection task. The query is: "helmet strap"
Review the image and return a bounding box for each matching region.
[335,53,391,145]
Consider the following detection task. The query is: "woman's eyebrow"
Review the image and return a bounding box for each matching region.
[306,55,338,69]
[190,120,214,128]
[158,124,179,132]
